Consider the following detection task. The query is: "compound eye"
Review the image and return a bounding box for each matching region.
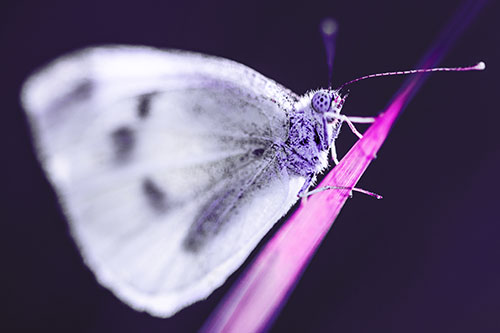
[311,91,332,113]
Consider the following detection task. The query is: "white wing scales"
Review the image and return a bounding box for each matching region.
[22,46,306,316]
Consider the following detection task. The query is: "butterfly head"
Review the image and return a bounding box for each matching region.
[311,88,348,120]
[302,88,350,154]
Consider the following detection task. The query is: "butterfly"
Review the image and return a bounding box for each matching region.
[23,45,480,317]
[21,45,363,317]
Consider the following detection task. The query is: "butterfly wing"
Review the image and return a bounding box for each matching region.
[21,46,305,317]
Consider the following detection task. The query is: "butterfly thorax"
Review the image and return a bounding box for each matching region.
[279,91,344,195]
[282,104,333,177]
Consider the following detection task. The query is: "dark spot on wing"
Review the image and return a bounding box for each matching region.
[181,147,283,253]
[49,79,94,112]
[183,189,236,252]
[182,160,278,253]
[252,148,265,157]
[111,126,135,162]
[137,93,155,119]
[142,177,168,212]
[71,79,93,100]
[192,103,203,114]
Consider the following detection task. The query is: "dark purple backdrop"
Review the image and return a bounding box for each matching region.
[3,0,499,332]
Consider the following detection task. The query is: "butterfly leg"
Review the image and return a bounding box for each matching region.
[298,173,316,203]
[343,116,364,139]
[300,185,383,202]
[327,113,376,139]
[329,117,374,164]
[330,142,340,165]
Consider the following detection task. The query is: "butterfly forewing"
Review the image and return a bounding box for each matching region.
[22,46,305,316]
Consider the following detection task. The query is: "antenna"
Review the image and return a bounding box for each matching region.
[337,62,485,90]
[320,18,338,88]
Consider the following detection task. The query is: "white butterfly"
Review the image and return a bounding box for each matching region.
[21,45,362,317]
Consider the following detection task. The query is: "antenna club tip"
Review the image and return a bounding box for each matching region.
[320,18,338,36]
[476,61,486,70]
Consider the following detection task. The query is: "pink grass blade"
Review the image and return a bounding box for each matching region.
[201,81,411,333]
[202,1,488,331]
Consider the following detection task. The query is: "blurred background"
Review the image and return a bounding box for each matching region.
[2,0,499,332]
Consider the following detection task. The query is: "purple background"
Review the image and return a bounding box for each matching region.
[3,0,499,332]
